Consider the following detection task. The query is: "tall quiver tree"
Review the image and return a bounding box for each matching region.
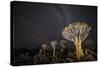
[62,22,91,60]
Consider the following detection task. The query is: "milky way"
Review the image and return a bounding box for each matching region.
[12,2,97,48]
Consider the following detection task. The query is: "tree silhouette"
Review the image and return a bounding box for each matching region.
[62,22,91,60]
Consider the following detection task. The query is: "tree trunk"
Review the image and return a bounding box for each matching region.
[53,48,56,56]
[74,37,84,60]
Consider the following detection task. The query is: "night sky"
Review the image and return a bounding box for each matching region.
[12,1,97,48]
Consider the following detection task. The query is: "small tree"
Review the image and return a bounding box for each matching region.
[41,43,47,55]
[60,40,67,49]
[60,40,67,52]
[50,41,58,57]
[62,22,91,60]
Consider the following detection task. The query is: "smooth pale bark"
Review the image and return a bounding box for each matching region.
[74,37,84,60]
[53,47,56,56]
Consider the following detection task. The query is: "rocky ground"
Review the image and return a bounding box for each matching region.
[13,47,97,66]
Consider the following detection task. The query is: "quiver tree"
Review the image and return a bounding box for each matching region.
[60,40,67,52]
[50,41,58,57]
[60,40,67,49]
[62,22,91,60]
[41,43,47,55]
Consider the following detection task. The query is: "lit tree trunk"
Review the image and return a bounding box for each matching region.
[53,47,56,56]
[74,37,84,60]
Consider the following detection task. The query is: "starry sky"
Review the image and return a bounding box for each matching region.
[12,1,97,48]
